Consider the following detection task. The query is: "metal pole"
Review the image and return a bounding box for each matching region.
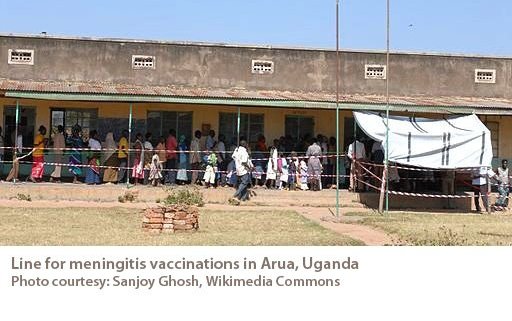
[335,0,340,217]
[126,103,133,186]
[486,168,491,214]
[385,0,390,213]
[237,106,241,145]
[14,100,19,160]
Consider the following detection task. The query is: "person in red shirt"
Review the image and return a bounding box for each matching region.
[165,129,178,184]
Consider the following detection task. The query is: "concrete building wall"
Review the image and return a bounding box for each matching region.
[2,35,512,98]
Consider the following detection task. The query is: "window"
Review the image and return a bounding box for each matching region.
[484,121,499,156]
[365,64,386,80]
[219,113,264,145]
[285,116,314,142]
[132,55,155,69]
[50,108,98,138]
[146,111,193,144]
[8,49,34,65]
[475,69,496,84]
[252,60,274,74]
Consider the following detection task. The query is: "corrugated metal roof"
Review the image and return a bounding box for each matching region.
[2,78,512,111]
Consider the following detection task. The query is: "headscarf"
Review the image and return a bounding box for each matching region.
[102,132,116,163]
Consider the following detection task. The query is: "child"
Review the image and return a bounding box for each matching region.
[149,154,163,186]
[278,153,288,190]
[203,151,218,188]
[300,157,309,191]
[288,152,298,191]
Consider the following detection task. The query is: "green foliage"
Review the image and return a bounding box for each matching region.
[15,193,31,202]
[118,190,138,203]
[164,189,204,207]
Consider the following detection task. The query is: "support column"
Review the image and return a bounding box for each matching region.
[14,100,19,159]
[126,103,133,186]
[237,106,241,145]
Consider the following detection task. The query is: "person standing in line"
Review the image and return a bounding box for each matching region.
[50,125,65,183]
[117,130,129,184]
[165,129,178,185]
[155,136,167,184]
[306,137,323,191]
[143,132,154,185]
[132,133,145,185]
[495,159,509,210]
[85,130,102,185]
[370,140,385,190]
[203,150,217,188]
[29,125,47,183]
[216,134,226,186]
[190,130,202,185]
[102,132,119,184]
[206,129,216,151]
[149,153,163,186]
[328,136,337,188]
[347,136,367,192]
[265,144,278,189]
[176,135,189,184]
[472,166,496,213]
[67,125,84,184]
[231,140,253,203]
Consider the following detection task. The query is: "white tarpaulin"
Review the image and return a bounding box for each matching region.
[353,111,493,169]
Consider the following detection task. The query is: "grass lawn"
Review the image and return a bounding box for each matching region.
[346,211,512,245]
[0,207,362,246]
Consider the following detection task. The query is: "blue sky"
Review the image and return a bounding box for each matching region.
[1,0,510,55]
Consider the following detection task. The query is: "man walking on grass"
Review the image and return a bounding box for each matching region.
[230,140,253,204]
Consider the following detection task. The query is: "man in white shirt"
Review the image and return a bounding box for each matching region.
[231,140,253,203]
[472,166,496,213]
[347,137,367,192]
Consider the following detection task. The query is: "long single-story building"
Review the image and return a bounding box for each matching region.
[1,33,512,178]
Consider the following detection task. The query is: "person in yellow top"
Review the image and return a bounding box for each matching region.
[29,125,47,183]
[117,130,129,183]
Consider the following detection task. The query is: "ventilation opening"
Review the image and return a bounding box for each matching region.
[132,55,155,69]
[8,49,34,65]
[475,69,496,84]
[365,64,386,79]
[252,60,274,74]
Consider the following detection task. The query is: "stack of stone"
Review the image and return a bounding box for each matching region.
[142,205,199,233]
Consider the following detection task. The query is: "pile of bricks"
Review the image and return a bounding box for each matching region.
[142,205,199,233]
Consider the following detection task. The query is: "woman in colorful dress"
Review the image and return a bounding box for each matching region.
[131,133,144,185]
[85,130,101,185]
[67,124,84,184]
[29,125,47,183]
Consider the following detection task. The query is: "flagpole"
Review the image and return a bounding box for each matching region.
[385,0,390,213]
[335,0,340,217]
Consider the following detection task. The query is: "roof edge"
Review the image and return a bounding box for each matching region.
[1,32,511,59]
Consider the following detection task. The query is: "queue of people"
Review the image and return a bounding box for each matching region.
[0,125,338,197]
